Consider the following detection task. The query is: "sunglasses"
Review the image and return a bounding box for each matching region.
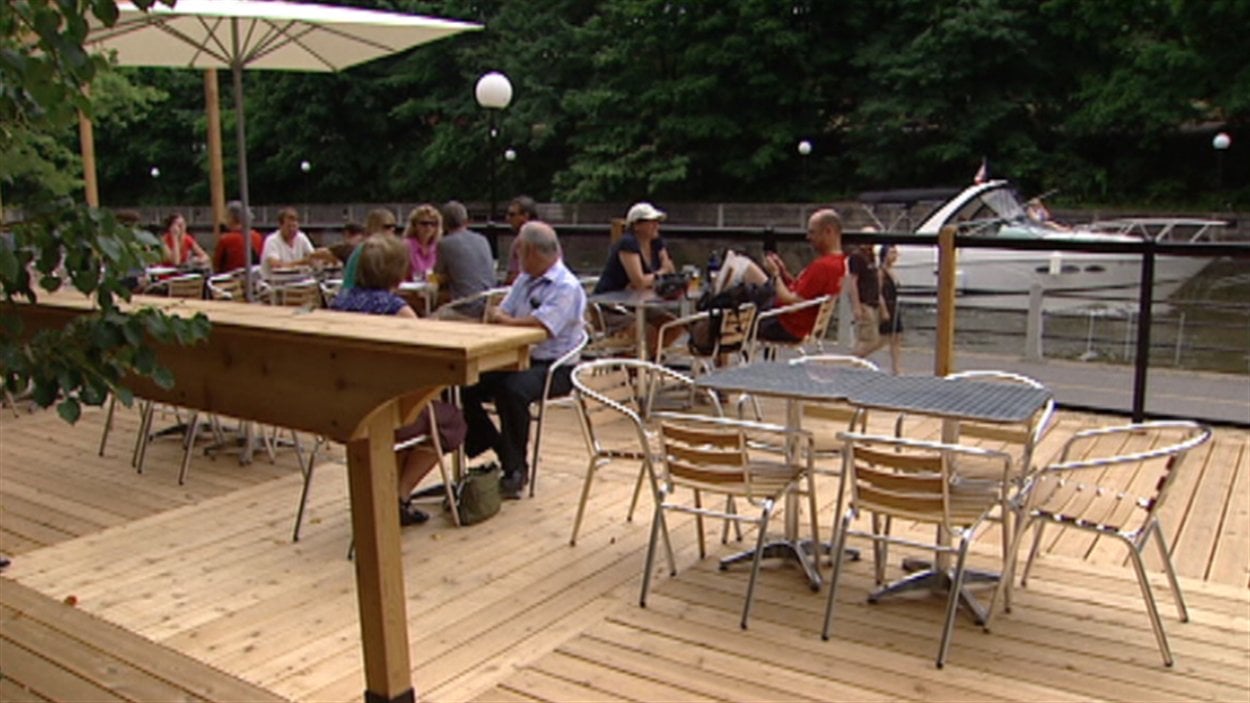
[416,220,438,226]
[382,223,397,231]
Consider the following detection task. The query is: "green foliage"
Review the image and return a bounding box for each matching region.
[1,0,211,423]
[36,0,1247,209]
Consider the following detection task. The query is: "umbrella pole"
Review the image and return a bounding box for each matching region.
[231,57,254,302]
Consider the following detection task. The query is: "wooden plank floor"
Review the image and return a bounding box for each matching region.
[1,398,1247,702]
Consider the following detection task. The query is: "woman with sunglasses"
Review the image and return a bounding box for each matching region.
[402,204,443,281]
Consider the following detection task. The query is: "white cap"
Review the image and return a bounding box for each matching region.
[626,202,666,225]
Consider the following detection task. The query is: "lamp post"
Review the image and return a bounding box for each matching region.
[299,159,311,219]
[1213,132,1231,194]
[475,71,513,222]
[797,140,812,200]
[150,165,160,203]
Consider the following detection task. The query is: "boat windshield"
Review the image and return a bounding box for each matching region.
[948,185,1027,236]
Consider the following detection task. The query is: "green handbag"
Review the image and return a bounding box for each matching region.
[446,463,501,525]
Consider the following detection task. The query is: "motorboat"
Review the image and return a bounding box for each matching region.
[880,180,1225,311]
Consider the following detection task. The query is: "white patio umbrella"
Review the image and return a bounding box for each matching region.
[86,0,481,298]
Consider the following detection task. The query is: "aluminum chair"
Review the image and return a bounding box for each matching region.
[942,370,1054,564]
[821,432,1012,668]
[654,302,757,377]
[568,358,720,546]
[527,328,589,496]
[207,273,244,301]
[748,294,836,362]
[435,285,511,321]
[642,414,819,629]
[985,420,1212,666]
[294,404,464,542]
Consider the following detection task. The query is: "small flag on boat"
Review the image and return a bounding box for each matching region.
[973,157,988,184]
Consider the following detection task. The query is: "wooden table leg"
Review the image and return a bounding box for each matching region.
[345,404,415,703]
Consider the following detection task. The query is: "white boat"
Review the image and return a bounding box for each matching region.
[886,180,1224,311]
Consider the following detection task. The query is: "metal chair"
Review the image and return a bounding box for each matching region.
[527,328,589,496]
[293,404,464,542]
[435,285,510,321]
[207,273,244,301]
[821,432,1012,668]
[986,420,1212,666]
[941,370,1055,564]
[748,294,837,361]
[568,358,720,546]
[641,414,819,629]
[654,302,757,377]
[270,279,323,308]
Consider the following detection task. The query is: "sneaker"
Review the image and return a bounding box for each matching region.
[399,499,429,526]
[499,471,527,500]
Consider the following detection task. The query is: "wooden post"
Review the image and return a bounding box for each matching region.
[204,69,226,234]
[610,217,625,244]
[78,110,99,208]
[934,224,957,377]
[346,402,419,703]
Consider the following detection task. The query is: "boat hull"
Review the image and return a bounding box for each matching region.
[893,245,1210,311]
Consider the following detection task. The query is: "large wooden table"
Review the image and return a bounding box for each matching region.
[15,291,545,703]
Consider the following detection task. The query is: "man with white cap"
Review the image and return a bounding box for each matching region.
[592,201,679,355]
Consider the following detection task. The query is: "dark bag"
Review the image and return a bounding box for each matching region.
[688,278,776,356]
[653,271,690,300]
[445,463,501,525]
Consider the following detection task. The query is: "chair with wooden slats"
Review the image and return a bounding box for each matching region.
[821,431,1012,668]
[642,414,819,629]
[164,273,205,299]
[654,302,757,377]
[207,273,244,301]
[568,358,721,547]
[986,420,1212,666]
[272,280,323,308]
[747,294,837,362]
[942,370,1055,564]
[435,285,511,321]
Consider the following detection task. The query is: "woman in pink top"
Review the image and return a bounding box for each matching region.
[402,203,442,280]
[159,213,209,267]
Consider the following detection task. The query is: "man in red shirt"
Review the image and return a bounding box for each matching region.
[757,208,846,342]
[213,200,263,273]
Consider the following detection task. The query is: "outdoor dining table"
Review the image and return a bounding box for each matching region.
[694,361,1053,602]
[15,290,545,703]
[587,288,693,360]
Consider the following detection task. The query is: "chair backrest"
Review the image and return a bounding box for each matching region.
[571,358,712,456]
[806,294,838,346]
[709,302,757,359]
[659,420,748,489]
[165,274,204,299]
[273,280,322,308]
[441,285,511,321]
[790,355,879,434]
[943,370,1054,481]
[1031,420,1212,532]
[207,274,244,301]
[841,432,1011,532]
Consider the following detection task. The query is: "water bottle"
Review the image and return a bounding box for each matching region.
[706,250,721,285]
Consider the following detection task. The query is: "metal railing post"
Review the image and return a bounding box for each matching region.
[1024,283,1044,361]
[1131,240,1156,422]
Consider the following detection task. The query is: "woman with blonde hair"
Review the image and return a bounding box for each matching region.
[331,234,465,525]
[402,204,442,280]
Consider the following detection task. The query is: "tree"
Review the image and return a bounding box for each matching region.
[1,0,210,423]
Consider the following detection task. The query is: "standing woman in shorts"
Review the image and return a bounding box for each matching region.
[877,244,903,374]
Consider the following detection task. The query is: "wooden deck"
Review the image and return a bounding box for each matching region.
[1,398,1247,702]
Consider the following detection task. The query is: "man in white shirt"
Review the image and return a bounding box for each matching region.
[261,207,332,277]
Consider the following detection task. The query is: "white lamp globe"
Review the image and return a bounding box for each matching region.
[475,72,513,110]
[1212,132,1231,151]
[797,140,813,156]
[504,148,517,162]
[300,160,311,173]
[149,166,160,178]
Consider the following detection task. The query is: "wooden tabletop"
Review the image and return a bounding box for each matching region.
[16,291,546,442]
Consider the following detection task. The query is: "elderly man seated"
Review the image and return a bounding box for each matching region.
[460,221,586,499]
